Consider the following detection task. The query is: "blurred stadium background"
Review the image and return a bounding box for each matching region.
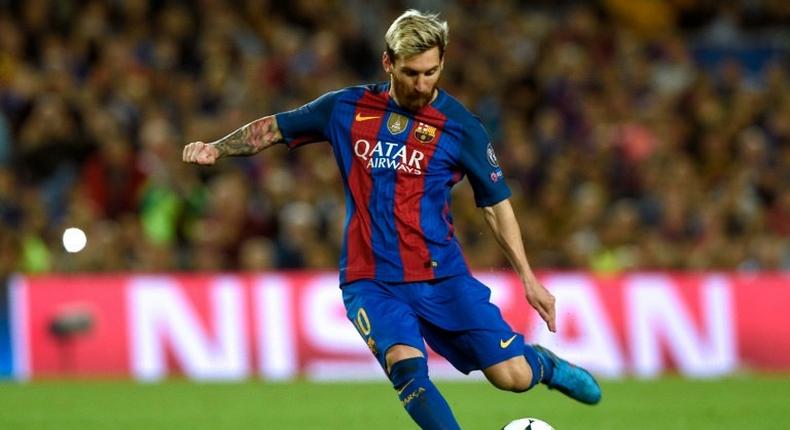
[0,0,788,429]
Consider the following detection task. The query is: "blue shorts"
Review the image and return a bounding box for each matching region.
[341,274,524,374]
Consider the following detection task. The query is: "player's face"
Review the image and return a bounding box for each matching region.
[384,46,443,112]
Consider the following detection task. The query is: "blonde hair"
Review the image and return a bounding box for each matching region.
[385,9,448,61]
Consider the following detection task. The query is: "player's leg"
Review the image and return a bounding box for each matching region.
[422,325,544,395]
[414,275,601,404]
[385,344,460,430]
[480,354,533,392]
[342,280,461,430]
[481,344,602,404]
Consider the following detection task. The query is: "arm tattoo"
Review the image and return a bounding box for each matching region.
[213,117,283,157]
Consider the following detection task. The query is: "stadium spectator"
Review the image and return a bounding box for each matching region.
[0,0,786,274]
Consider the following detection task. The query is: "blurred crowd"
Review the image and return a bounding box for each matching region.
[0,0,788,276]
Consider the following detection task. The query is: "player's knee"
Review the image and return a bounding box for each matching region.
[492,372,532,392]
[506,375,533,393]
[485,359,534,393]
[387,355,429,390]
[385,344,424,372]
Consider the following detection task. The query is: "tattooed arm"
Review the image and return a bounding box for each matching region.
[182,115,284,165]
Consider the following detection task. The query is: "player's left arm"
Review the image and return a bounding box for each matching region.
[457,119,556,331]
[482,199,556,333]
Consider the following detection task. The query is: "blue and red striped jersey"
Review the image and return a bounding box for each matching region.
[275,83,510,284]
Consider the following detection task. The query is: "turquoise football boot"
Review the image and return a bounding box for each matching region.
[532,345,602,405]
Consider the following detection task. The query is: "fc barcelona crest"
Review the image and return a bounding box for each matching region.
[414,122,437,143]
[387,113,409,135]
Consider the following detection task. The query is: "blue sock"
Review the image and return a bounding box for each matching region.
[524,345,554,387]
[388,357,461,430]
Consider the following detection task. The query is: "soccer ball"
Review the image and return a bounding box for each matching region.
[501,417,555,430]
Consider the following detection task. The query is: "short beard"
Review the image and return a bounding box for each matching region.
[402,92,433,111]
[392,79,435,112]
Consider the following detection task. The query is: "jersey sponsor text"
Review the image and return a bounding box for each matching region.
[354,139,425,175]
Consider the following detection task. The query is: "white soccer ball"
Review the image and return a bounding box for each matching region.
[501,417,555,430]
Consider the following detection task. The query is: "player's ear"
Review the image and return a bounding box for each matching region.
[382,50,393,74]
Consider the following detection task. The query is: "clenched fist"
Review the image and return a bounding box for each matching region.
[182,141,220,165]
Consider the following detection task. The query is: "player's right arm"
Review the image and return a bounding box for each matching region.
[182,115,283,165]
[184,89,343,165]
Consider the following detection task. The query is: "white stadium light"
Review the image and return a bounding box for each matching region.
[62,227,87,253]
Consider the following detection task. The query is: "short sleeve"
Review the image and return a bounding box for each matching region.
[275,90,341,149]
[458,120,512,207]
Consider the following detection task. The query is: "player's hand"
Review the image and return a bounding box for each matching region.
[524,277,556,333]
[182,141,220,165]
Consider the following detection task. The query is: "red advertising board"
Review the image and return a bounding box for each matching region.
[8,272,790,380]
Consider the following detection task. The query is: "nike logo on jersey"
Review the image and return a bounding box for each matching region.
[500,334,518,349]
[355,113,381,122]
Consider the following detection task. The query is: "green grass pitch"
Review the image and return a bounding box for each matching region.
[2,375,788,429]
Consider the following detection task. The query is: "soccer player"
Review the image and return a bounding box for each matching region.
[183,10,601,429]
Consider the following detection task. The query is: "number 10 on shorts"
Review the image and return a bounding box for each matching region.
[354,308,378,355]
